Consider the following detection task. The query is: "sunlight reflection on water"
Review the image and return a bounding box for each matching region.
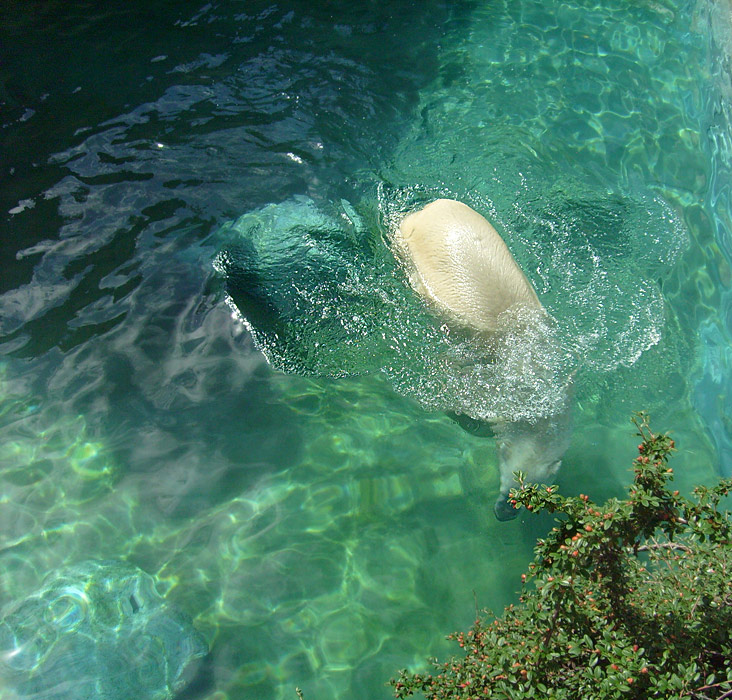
[1,1,731,699]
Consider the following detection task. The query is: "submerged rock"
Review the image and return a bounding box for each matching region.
[0,559,208,700]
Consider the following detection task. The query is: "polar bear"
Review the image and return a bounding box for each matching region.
[394,198,571,520]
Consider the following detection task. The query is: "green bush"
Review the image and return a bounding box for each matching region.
[392,413,732,700]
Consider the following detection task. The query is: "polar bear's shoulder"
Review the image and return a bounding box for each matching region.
[394,199,542,333]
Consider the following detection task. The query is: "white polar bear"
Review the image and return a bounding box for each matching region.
[393,198,571,520]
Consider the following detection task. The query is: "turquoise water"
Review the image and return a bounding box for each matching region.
[1,1,732,699]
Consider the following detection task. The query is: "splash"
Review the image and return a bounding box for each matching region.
[214,180,684,424]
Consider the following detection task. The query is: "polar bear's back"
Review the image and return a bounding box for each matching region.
[395,199,541,333]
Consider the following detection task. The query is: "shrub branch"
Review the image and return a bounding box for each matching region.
[392,413,732,700]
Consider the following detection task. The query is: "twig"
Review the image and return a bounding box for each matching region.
[688,679,732,699]
[636,542,692,553]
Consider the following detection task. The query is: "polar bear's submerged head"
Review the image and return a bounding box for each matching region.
[492,412,572,520]
[394,198,572,520]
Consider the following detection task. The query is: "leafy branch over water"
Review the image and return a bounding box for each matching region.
[392,412,732,700]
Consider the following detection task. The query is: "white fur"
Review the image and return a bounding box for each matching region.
[395,199,542,332]
[394,199,569,520]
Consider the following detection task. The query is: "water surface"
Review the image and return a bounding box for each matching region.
[1,2,732,699]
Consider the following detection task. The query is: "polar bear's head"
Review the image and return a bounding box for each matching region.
[492,413,571,521]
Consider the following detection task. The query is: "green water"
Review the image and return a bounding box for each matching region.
[1,1,732,699]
